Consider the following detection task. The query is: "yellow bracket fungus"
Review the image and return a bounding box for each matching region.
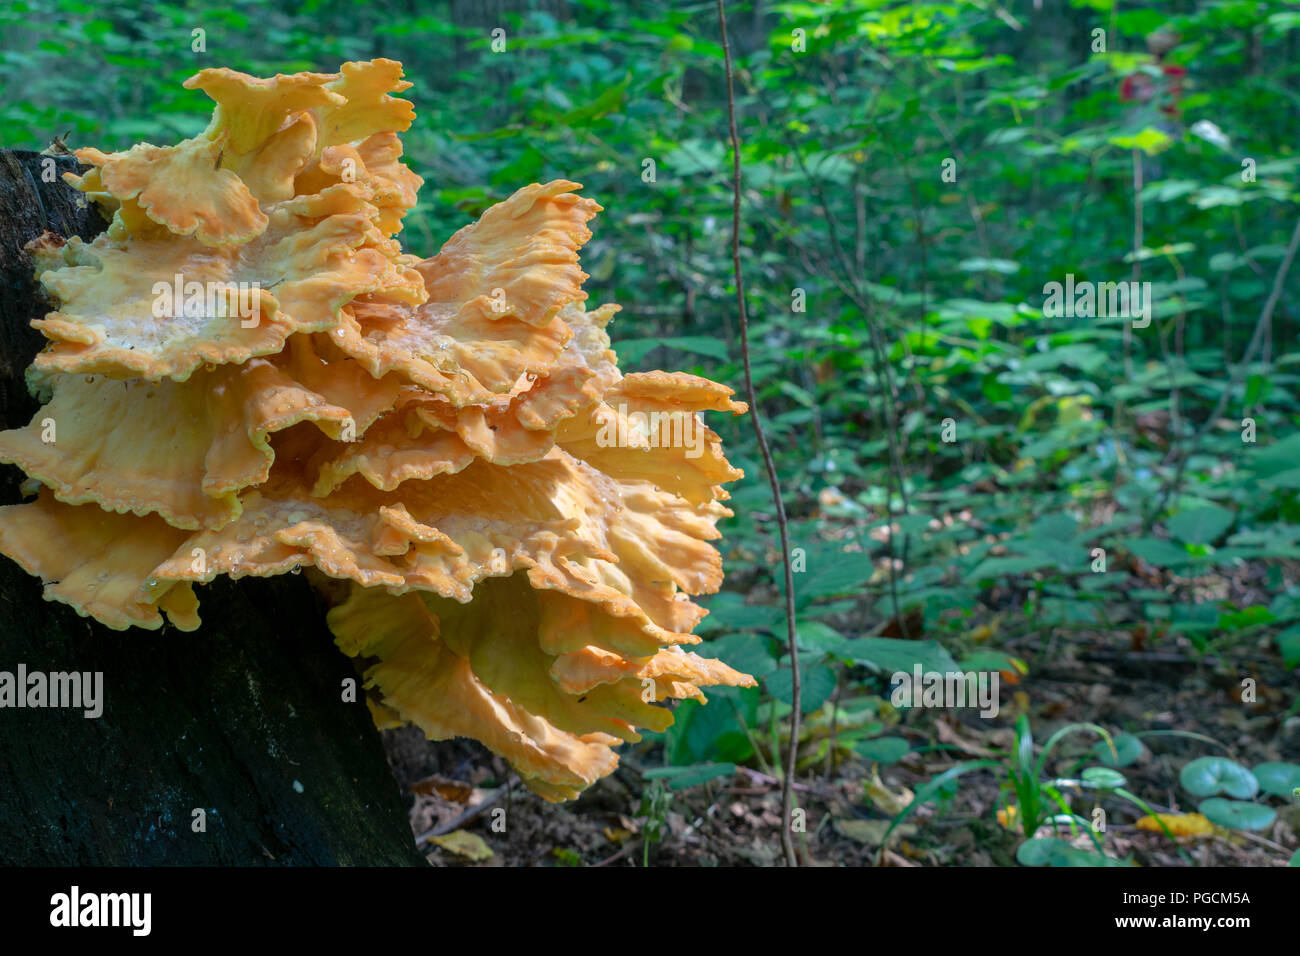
[0,60,754,800]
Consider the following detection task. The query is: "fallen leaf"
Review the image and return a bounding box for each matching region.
[1135,812,1215,837]
[863,768,914,816]
[408,775,474,803]
[879,607,924,639]
[835,819,917,845]
[429,829,493,861]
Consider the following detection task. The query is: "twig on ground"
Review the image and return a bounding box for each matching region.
[415,776,517,844]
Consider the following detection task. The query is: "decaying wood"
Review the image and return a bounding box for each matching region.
[0,149,423,865]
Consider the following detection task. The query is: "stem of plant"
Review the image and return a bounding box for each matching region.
[716,0,801,868]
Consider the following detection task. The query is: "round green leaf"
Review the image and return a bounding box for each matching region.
[1090,732,1144,767]
[1081,766,1127,789]
[1290,848,1300,867]
[1015,837,1058,866]
[856,736,910,764]
[1197,798,1276,831]
[1179,756,1258,798]
[1252,762,1300,798]
[1015,836,1132,867]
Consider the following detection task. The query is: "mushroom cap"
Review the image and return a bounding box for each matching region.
[77,137,269,246]
[0,336,402,530]
[30,186,417,382]
[0,491,196,631]
[331,180,600,401]
[327,573,753,800]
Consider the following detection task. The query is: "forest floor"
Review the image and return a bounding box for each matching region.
[381,622,1298,867]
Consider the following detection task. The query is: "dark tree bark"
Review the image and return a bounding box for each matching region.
[0,149,424,866]
[0,150,100,437]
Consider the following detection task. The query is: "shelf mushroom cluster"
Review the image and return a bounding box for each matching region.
[0,59,755,799]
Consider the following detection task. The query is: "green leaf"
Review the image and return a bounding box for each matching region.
[957,257,1020,275]
[552,75,629,124]
[1081,767,1128,789]
[1180,756,1259,798]
[664,690,756,765]
[1108,127,1172,155]
[797,621,850,655]
[1090,732,1144,767]
[1167,505,1234,545]
[1192,185,1248,209]
[698,592,778,634]
[642,762,736,790]
[612,335,729,365]
[1252,762,1300,798]
[841,637,960,675]
[1275,625,1300,668]
[1124,537,1194,568]
[1016,837,1134,867]
[656,335,730,360]
[703,632,777,678]
[1197,798,1276,831]
[958,649,1025,676]
[966,554,1060,581]
[1264,468,1300,490]
[765,663,837,713]
[797,551,875,602]
[1015,837,1058,866]
[855,736,910,764]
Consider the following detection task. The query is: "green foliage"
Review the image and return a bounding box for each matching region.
[884,716,1294,865]
[1016,837,1135,867]
[1179,756,1258,798]
[1174,756,1293,833]
[10,0,1299,864]
[1196,797,1275,830]
[1090,732,1145,767]
[635,779,674,867]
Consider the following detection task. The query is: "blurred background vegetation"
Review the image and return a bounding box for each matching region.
[3,0,1298,862]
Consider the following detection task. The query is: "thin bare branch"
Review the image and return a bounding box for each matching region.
[716,0,801,868]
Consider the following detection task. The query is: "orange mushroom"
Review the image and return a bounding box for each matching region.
[0,60,753,800]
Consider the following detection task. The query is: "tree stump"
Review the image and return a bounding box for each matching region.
[0,149,424,866]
